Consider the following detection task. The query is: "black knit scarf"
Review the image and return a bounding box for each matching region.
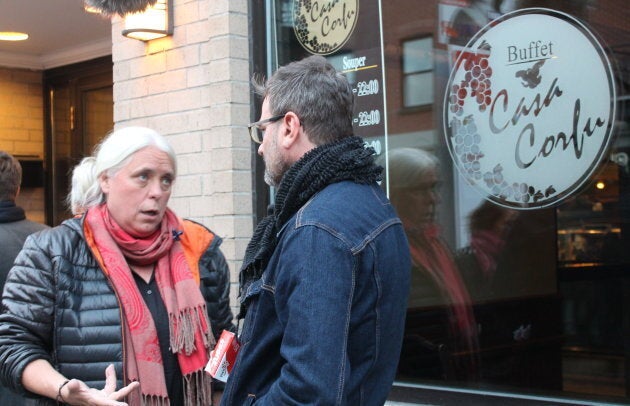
[238,136,382,318]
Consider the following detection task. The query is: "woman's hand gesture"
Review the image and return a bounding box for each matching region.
[59,364,140,405]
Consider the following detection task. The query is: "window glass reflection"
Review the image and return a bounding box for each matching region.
[269,0,629,402]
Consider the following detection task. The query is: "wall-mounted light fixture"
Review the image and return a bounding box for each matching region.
[0,31,28,41]
[122,0,172,41]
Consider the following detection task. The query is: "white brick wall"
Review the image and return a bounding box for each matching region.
[112,0,253,320]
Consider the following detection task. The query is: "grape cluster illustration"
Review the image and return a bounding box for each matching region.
[451,115,484,181]
[293,5,337,54]
[481,164,556,204]
[297,0,312,12]
[447,43,493,115]
[481,164,518,200]
[449,113,554,204]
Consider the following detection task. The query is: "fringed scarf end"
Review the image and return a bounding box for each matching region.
[183,369,213,406]
[169,305,214,355]
[141,393,170,406]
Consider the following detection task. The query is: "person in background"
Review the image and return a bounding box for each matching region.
[456,200,518,300]
[0,127,235,406]
[0,151,49,288]
[220,55,411,405]
[67,156,97,216]
[382,147,479,381]
[0,151,49,405]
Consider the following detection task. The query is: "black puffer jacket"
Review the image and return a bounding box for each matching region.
[0,216,235,405]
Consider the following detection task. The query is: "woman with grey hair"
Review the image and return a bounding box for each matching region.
[0,126,234,405]
[383,147,479,380]
[384,147,441,228]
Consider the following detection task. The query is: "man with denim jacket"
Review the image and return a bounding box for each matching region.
[221,55,411,405]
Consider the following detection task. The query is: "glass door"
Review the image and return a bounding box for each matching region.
[44,57,113,225]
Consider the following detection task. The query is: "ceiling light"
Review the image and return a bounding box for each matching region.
[0,32,29,41]
[122,0,172,41]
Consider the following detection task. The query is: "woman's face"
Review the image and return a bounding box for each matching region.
[99,146,175,237]
[393,168,440,228]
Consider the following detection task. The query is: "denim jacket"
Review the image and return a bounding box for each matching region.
[221,181,411,405]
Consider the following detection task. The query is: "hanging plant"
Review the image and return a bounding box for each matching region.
[84,0,157,16]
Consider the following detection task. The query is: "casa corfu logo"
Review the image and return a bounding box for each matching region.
[293,0,358,55]
[443,8,616,209]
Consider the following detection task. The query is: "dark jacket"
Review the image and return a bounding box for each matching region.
[0,200,48,290]
[0,201,49,405]
[221,182,411,406]
[0,216,235,405]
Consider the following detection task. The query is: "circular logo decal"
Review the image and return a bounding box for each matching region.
[293,0,359,55]
[443,8,616,209]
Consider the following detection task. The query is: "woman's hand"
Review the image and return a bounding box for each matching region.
[59,364,140,406]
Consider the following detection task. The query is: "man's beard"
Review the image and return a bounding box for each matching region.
[264,156,291,187]
[263,133,291,187]
[264,169,277,187]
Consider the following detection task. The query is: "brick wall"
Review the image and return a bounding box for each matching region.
[112,0,252,319]
[0,67,44,157]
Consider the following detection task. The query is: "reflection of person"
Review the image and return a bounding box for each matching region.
[456,200,518,299]
[382,147,478,380]
[0,151,49,405]
[67,156,97,216]
[221,55,411,405]
[0,127,235,405]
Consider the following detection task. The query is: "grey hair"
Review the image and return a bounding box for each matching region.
[253,55,354,145]
[66,156,97,215]
[383,147,439,189]
[76,126,177,211]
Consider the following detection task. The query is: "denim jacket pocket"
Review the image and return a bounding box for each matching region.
[242,278,263,302]
[238,278,264,345]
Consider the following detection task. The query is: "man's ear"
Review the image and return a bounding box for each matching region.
[279,111,301,149]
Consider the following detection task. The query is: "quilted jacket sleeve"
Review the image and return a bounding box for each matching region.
[0,231,56,394]
[199,235,237,339]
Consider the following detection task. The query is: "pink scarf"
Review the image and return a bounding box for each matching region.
[408,224,479,354]
[85,204,213,405]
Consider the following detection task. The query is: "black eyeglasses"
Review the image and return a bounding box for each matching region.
[247,114,285,144]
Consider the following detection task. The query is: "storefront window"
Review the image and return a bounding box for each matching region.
[256,0,629,403]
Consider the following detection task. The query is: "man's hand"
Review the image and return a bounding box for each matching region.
[59,364,140,405]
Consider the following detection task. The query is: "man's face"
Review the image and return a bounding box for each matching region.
[99,146,174,237]
[258,98,291,187]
